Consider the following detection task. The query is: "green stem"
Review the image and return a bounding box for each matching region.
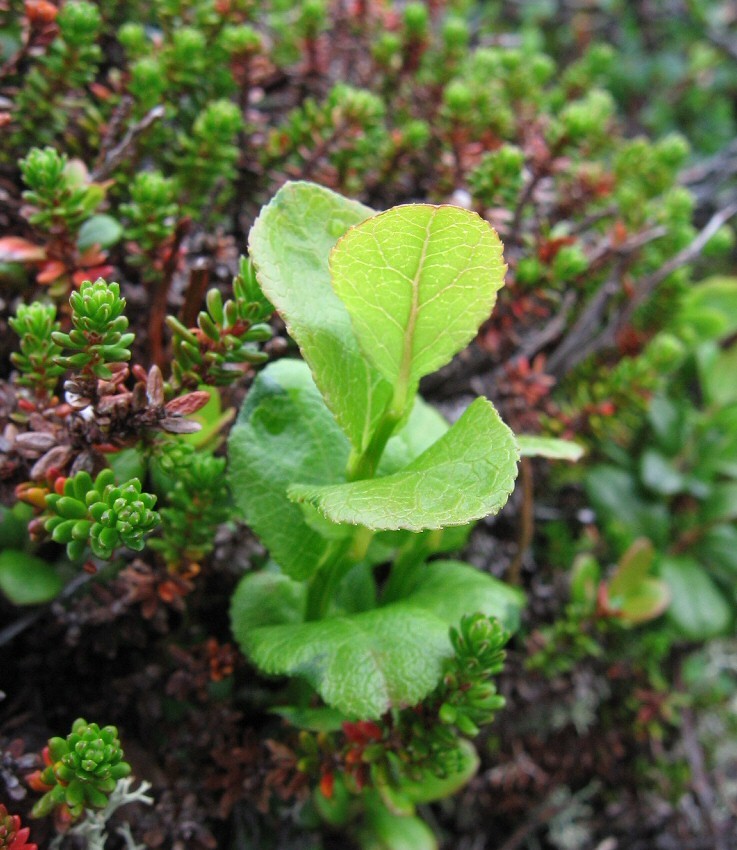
[347,408,402,482]
[348,525,374,561]
[308,390,411,618]
[305,539,348,621]
[381,533,430,603]
[305,525,375,620]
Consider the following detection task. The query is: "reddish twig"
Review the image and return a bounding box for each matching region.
[149,218,190,370]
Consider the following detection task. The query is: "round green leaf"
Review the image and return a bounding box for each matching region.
[0,549,63,605]
[76,214,123,250]
[616,579,670,625]
[230,560,523,718]
[227,359,350,580]
[360,798,438,850]
[660,555,732,639]
[330,204,505,408]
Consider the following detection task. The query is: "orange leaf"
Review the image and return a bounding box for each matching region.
[0,237,46,263]
[37,260,66,284]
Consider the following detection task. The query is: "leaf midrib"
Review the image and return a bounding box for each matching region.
[394,209,436,410]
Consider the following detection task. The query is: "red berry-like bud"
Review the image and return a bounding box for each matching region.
[319,771,334,799]
[25,0,58,25]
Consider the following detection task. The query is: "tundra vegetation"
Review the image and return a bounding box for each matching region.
[1,1,736,849]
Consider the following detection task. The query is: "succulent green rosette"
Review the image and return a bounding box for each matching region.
[31,719,132,820]
[45,469,159,560]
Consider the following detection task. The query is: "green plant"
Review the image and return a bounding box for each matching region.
[528,539,671,677]
[290,613,509,844]
[10,1,102,149]
[53,278,134,380]
[28,718,132,821]
[9,302,65,404]
[3,2,736,847]
[148,440,231,570]
[227,181,580,845]
[166,257,272,390]
[44,469,159,561]
[0,148,118,296]
[176,99,244,215]
[20,146,103,233]
[0,503,64,606]
[587,277,737,641]
[119,170,180,281]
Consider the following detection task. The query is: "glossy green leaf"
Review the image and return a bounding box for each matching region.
[106,447,146,483]
[182,384,234,449]
[517,435,584,461]
[230,560,523,718]
[615,579,670,625]
[647,395,683,455]
[0,550,63,605]
[76,214,123,250]
[703,344,737,407]
[271,706,346,732]
[393,560,524,632]
[570,554,600,606]
[248,181,391,452]
[606,541,670,625]
[233,593,450,718]
[289,398,519,531]
[333,562,378,614]
[228,568,306,630]
[0,503,32,550]
[695,524,737,576]
[227,359,350,580]
[609,538,654,598]
[659,555,732,639]
[331,204,505,410]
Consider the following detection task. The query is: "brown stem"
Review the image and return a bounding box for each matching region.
[91,105,165,182]
[298,118,349,181]
[179,261,211,330]
[507,456,534,585]
[149,218,190,370]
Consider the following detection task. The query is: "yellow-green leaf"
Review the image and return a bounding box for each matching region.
[289,398,519,531]
[330,204,505,412]
[248,181,392,452]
